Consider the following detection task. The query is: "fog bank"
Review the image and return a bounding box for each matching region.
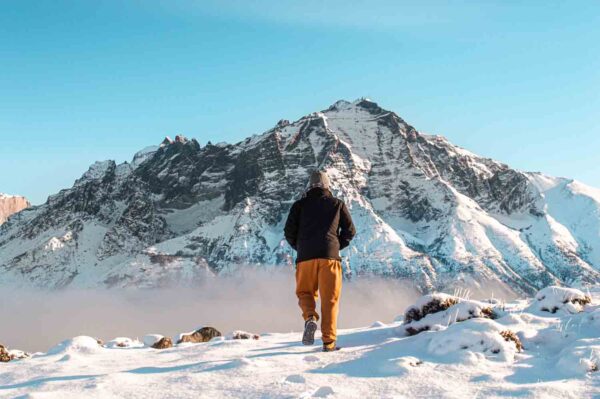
[0,269,517,352]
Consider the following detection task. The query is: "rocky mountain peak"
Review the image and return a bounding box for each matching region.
[161,136,174,146]
[174,135,188,143]
[1,99,599,293]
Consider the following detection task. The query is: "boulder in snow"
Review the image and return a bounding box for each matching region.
[151,337,173,349]
[0,344,10,362]
[177,327,222,344]
[533,286,591,314]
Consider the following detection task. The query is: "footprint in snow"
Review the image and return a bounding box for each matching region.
[285,374,306,383]
[312,386,334,397]
[231,357,252,367]
[303,355,320,362]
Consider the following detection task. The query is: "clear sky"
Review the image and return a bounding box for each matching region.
[1,1,599,205]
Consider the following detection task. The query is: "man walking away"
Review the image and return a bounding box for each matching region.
[284,170,356,352]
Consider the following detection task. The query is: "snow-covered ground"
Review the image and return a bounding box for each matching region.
[1,286,599,398]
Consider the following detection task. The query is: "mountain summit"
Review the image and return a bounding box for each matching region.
[1,99,599,292]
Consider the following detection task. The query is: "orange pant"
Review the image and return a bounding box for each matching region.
[295,258,342,345]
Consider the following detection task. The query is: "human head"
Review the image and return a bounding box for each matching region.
[307,170,331,191]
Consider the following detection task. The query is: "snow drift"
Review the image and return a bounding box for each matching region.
[0,286,598,398]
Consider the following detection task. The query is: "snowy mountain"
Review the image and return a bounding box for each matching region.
[1,99,599,292]
[0,194,29,225]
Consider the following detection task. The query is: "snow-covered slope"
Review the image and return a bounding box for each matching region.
[1,286,599,398]
[1,99,599,292]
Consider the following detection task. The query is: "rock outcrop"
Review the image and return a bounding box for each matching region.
[177,327,222,344]
[0,344,10,362]
[0,194,29,225]
[151,337,173,349]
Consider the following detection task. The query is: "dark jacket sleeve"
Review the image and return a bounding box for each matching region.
[338,202,356,250]
[284,201,301,250]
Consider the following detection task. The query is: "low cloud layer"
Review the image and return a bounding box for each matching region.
[0,269,517,352]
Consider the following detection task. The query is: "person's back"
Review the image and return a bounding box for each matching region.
[284,170,356,352]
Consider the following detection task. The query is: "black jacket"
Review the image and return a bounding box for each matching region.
[284,188,356,263]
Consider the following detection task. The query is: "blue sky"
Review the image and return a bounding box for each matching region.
[1,1,599,205]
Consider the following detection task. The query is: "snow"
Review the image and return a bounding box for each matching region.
[142,334,163,347]
[556,339,600,376]
[427,318,517,362]
[1,288,599,398]
[104,338,144,349]
[46,336,102,356]
[530,286,591,314]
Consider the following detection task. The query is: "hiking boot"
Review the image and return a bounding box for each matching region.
[322,342,340,352]
[302,317,318,345]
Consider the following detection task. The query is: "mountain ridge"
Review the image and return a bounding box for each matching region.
[1,99,599,293]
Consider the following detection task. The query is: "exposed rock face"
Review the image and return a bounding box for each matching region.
[0,99,599,293]
[0,194,29,225]
[178,327,222,344]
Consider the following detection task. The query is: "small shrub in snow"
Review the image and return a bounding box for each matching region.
[534,286,591,314]
[404,293,459,324]
[402,294,497,336]
[177,327,222,344]
[151,337,173,349]
[500,330,523,352]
